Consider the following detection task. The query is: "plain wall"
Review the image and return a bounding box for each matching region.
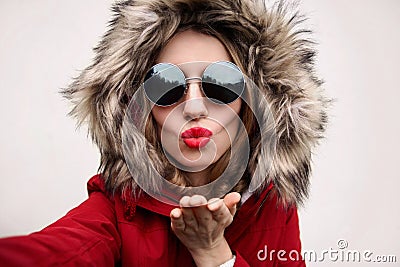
[0,1,399,266]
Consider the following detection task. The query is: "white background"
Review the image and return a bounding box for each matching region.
[0,1,399,266]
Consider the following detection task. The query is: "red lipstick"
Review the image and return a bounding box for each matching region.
[181,127,213,149]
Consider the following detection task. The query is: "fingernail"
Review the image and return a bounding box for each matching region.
[171,209,180,218]
[208,199,222,210]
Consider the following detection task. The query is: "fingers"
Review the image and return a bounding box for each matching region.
[207,192,240,225]
[179,196,199,230]
[172,193,241,233]
[207,198,232,226]
[188,195,208,207]
[170,208,185,232]
[188,195,213,229]
[207,198,224,212]
[179,195,213,232]
[223,192,241,216]
[171,195,234,254]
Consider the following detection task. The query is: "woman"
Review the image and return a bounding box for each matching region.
[0,0,328,266]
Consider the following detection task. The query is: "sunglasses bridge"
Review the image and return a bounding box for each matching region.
[185,77,202,83]
[182,76,202,92]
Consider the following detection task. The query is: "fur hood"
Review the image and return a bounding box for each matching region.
[63,0,329,206]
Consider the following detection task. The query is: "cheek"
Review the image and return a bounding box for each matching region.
[151,106,165,123]
[151,105,187,141]
[151,106,171,135]
[206,98,242,130]
[230,98,242,114]
[211,101,242,158]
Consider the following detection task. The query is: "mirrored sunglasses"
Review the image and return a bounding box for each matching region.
[143,61,245,106]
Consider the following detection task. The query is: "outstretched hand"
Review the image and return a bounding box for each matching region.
[170,192,241,267]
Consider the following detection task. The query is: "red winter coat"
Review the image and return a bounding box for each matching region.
[0,175,305,266]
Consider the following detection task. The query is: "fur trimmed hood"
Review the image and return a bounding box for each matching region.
[63,0,329,205]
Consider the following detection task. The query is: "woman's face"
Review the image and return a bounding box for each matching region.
[151,29,242,175]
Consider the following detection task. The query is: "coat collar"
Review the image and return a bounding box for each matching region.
[87,174,275,220]
[133,182,275,218]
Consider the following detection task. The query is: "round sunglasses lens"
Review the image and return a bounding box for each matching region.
[156,85,185,106]
[143,63,186,106]
[202,61,245,104]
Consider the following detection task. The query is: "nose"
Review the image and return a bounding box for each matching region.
[182,82,208,120]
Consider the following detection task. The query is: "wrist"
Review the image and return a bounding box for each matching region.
[189,238,232,267]
[219,254,236,267]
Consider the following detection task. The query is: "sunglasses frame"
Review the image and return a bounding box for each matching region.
[143,61,245,107]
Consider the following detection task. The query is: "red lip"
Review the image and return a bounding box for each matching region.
[181,127,213,138]
[181,127,213,148]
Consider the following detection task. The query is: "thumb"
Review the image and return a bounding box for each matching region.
[223,192,241,216]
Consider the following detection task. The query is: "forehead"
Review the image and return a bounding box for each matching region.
[156,29,231,66]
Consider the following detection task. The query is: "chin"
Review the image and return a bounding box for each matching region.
[171,152,217,172]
